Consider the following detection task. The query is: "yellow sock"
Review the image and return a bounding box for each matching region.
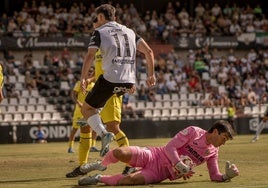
[79,133,90,166]
[68,140,74,148]
[91,138,96,147]
[115,131,129,147]
[89,132,93,148]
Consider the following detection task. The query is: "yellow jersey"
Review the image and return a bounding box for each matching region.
[73,80,94,104]
[0,65,4,88]
[94,50,104,79]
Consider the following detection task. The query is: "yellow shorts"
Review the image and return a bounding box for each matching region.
[72,95,122,128]
[72,105,84,129]
[100,94,122,123]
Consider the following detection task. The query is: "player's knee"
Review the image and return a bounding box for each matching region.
[113,147,131,159]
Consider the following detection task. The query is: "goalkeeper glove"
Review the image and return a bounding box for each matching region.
[174,161,191,176]
[223,161,239,181]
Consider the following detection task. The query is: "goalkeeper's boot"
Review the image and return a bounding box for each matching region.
[100,132,115,157]
[78,174,102,186]
[122,166,138,175]
[77,118,87,126]
[80,161,107,174]
[66,166,86,178]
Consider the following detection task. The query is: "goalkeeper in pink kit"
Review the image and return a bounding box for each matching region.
[78,120,239,186]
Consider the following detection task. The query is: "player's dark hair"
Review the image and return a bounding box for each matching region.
[208,120,234,139]
[96,4,115,21]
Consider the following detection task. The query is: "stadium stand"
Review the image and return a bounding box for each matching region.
[0,1,267,126]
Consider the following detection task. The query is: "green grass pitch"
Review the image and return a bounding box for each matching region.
[0,135,268,188]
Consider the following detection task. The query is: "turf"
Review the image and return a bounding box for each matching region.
[0,135,268,188]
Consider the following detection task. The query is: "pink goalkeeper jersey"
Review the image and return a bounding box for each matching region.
[149,126,223,181]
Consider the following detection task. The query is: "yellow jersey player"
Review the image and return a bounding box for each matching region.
[66,67,97,177]
[67,66,98,153]
[0,63,4,103]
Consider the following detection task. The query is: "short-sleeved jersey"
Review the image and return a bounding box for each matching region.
[94,49,103,79]
[148,126,222,181]
[94,50,122,123]
[73,80,95,104]
[88,21,141,84]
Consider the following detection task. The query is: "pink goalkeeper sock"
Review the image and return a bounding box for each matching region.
[101,150,119,166]
[101,174,124,185]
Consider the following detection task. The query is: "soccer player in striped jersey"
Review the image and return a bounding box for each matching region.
[79,4,156,158]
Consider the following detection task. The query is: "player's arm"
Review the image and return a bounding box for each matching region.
[136,38,156,88]
[71,89,82,108]
[164,127,195,176]
[86,76,96,84]
[80,30,99,93]
[81,48,97,93]
[165,127,194,164]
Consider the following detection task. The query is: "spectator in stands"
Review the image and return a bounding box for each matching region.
[75,52,85,68]
[253,83,264,103]
[137,83,148,101]
[43,50,52,66]
[193,56,207,77]
[246,73,257,87]
[166,75,178,93]
[34,70,50,90]
[4,76,19,98]
[256,74,266,88]
[199,93,213,107]
[229,20,242,36]
[259,92,268,104]
[194,3,205,18]
[223,4,233,18]
[122,93,138,119]
[3,50,16,75]
[217,67,228,85]
[187,71,202,93]
[247,88,258,106]
[245,21,255,33]
[211,3,222,18]
[147,89,157,102]
[51,52,60,67]
[156,71,168,94]
[61,47,71,67]
[25,71,37,94]
[226,79,239,101]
